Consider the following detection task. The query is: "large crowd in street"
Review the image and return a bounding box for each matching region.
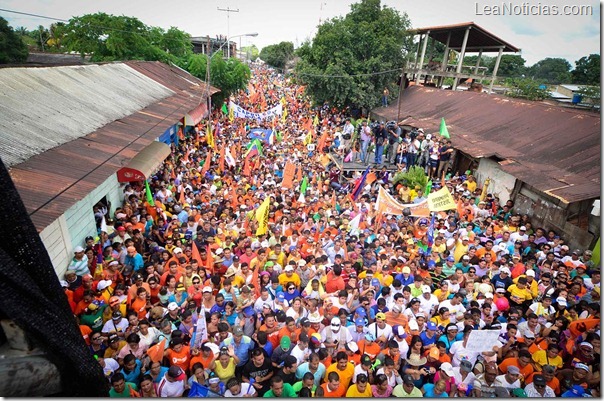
[63,64,600,397]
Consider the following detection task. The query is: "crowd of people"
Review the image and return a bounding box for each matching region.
[62,64,600,397]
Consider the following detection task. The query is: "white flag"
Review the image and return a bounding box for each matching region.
[225,147,236,167]
[348,213,362,235]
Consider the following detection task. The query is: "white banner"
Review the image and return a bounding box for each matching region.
[465,330,500,352]
[230,101,282,120]
[192,308,208,348]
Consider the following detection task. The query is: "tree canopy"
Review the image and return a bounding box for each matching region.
[294,0,412,110]
[571,53,600,86]
[526,57,571,83]
[259,41,294,69]
[0,17,29,63]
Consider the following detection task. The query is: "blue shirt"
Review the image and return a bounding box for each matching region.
[295,361,326,384]
[420,331,437,347]
[423,383,448,397]
[262,341,274,358]
[221,335,255,367]
[121,359,142,386]
[125,253,144,272]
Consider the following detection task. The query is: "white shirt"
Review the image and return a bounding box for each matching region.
[494,374,521,389]
[452,366,475,386]
[439,300,466,323]
[224,382,256,397]
[366,322,393,342]
[102,318,129,335]
[449,341,480,367]
[101,357,120,379]
[419,294,439,318]
[157,375,185,397]
[290,344,311,365]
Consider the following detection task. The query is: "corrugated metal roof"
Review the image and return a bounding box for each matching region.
[0,63,175,167]
[372,86,600,204]
[7,61,215,232]
[410,22,519,53]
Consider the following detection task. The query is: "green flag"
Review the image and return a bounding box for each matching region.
[221,103,228,114]
[424,180,433,197]
[440,118,450,139]
[300,177,308,195]
[145,180,154,205]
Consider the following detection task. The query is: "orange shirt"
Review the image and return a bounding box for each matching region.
[131,297,148,320]
[166,346,191,373]
[189,353,214,371]
[80,325,93,346]
[525,373,561,395]
[321,382,346,398]
[278,326,299,344]
[498,357,534,379]
[356,340,381,360]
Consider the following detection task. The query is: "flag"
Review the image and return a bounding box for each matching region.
[100,215,108,234]
[297,192,305,203]
[200,150,212,176]
[146,338,166,363]
[375,186,431,217]
[245,139,263,157]
[299,177,308,195]
[225,147,236,167]
[275,131,283,142]
[281,107,288,123]
[313,115,319,126]
[281,161,296,189]
[179,186,186,204]
[351,166,370,201]
[145,180,154,205]
[427,213,436,248]
[230,187,238,209]
[129,386,141,398]
[191,241,202,265]
[348,213,362,235]
[427,186,457,211]
[218,146,225,172]
[206,124,214,148]
[440,118,450,139]
[424,180,433,197]
[255,196,271,236]
[228,103,234,122]
[280,96,287,107]
[295,165,302,183]
[221,103,228,114]
[205,244,213,273]
[317,129,329,154]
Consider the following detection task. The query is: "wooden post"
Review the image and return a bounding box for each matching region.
[415,31,430,84]
[453,27,471,91]
[488,46,505,94]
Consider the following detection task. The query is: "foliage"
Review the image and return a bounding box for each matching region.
[575,85,601,108]
[526,58,571,84]
[241,45,259,61]
[0,17,28,63]
[294,0,413,110]
[571,54,600,86]
[259,41,294,69]
[494,55,527,78]
[187,51,251,107]
[505,78,549,101]
[61,12,191,63]
[392,166,429,192]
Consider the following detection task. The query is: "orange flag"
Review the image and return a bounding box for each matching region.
[146,338,166,364]
[331,190,336,209]
[365,172,377,185]
[201,150,212,176]
[231,187,238,209]
[170,168,176,180]
[295,165,302,183]
[206,245,214,273]
[179,186,186,204]
[242,156,252,177]
[129,387,141,398]
[218,146,225,173]
[317,130,329,154]
[191,241,202,266]
[281,161,296,189]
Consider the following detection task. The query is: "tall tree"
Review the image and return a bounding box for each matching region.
[241,44,259,61]
[0,17,28,63]
[492,54,527,78]
[571,54,600,86]
[295,0,412,110]
[259,41,294,69]
[527,57,571,83]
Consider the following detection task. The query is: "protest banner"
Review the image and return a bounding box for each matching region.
[427,186,457,212]
[281,161,296,189]
[465,330,501,352]
[230,101,283,120]
[191,310,208,348]
[375,186,431,217]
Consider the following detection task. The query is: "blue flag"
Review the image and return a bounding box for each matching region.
[351,166,370,201]
[426,213,436,251]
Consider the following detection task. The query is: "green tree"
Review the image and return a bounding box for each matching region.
[0,17,28,63]
[575,85,601,109]
[259,41,294,69]
[187,51,251,108]
[506,78,549,101]
[295,0,412,110]
[571,54,600,86]
[492,54,527,78]
[241,44,259,61]
[527,57,571,83]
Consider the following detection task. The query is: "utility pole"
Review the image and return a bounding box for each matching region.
[217,6,239,58]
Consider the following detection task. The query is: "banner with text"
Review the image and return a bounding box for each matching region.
[427,186,457,212]
[376,186,431,217]
[465,329,501,352]
[230,101,283,121]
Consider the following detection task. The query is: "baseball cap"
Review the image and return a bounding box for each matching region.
[524,331,535,339]
[462,255,470,260]
[355,318,365,326]
[460,359,473,372]
[371,278,381,287]
[277,292,285,301]
[440,362,454,376]
[519,226,527,231]
[426,322,437,331]
[74,245,85,253]
[167,365,186,381]
[355,307,367,317]
[556,297,568,307]
[299,317,311,327]
[202,286,212,293]
[361,355,372,365]
[533,374,546,386]
[280,335,291,350]
[499,267,511,275]
[364,333,376,342]
[402,374,414,385]
[284,265,294,272]
[507,365,520,375]
[112,311,122,320]
[422,285,432,293]
[233,326,244,336]
[574,363,589,372]
[446,256,455,262]
[526,269,535,277]
[375,312,386,321]
[167,302,179,311]
[392,304,403,313]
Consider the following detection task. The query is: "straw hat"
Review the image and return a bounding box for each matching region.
[407,354,427,366]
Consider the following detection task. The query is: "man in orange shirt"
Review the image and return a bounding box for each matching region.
[498,350,534,380]
[475,240,497,261]
[357,333,381,362]
[320,371,346,397]
[324,351,355,389]
[324,265,345,294]
[525,364,561,395]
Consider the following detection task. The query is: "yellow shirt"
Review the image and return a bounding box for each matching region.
[507,284,533,303]
[269,251,287,268]
[453,240,469,263]
[513,276,539,299]
[278,272,301,288]
[325,362,355,389]
[346,384,372,397]
[464,180,477,192]
[532,349,563,369]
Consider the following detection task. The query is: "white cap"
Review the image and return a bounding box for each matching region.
[74,245,85,253]
[499,267,511,275]
[556,297,568,306]
[408,320,419,331]
[167,302,179,311]
[97,280,112,291]
[215,248,224,255]
[462,255,471,260]
[485,292,494,298]
[440,362,454,377]
[297,259,307,266]
[173,247,183,254]
[422,285,432,293]
[202,286,212,293]
[526,269,535,277]
[347,342,359,353]
[284,265,294,272]
[519,226,527,231]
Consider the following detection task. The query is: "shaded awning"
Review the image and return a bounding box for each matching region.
[185,102,209,126]
[116,141,171,182]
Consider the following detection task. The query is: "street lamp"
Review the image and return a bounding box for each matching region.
[204,33,258,116]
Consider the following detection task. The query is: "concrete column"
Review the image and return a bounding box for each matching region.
[453,27,471,90]
[415,31,430,84]
[488,46,505,94]
[474,48,483,74]
[441,32,451,71]
[413,34,421,67]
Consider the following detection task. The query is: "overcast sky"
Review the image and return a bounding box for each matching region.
[1,0,600,65]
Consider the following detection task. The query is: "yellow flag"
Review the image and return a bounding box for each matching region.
[255,196,271,236]
[281,107,288,123]
[313,115,319,126]
[206,124,214,149]
[280,97,287,107]
[427,186,457,212]
[228,104,234,123]
[303,130,312,145]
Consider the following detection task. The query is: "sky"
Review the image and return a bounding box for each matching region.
[1,0,600,65]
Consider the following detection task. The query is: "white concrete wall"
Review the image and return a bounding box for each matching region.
[474,158,517,204]
[41,174,122,279]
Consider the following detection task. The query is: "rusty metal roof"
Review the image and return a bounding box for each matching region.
[372,86,600,204]
[410,22,519,53]
[7,61,217,232]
